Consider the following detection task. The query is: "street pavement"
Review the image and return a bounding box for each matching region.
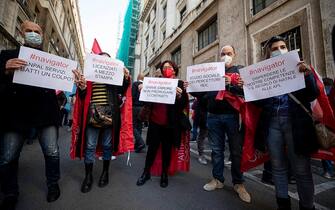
[1,127,334,210]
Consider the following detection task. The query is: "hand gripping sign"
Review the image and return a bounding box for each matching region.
[186,62,225,92]
[239,50,305,102]
[13,46,77,92]
[84,53,124,86]
[139,77,179,104]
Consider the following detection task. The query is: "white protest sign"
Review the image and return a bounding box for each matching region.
[240,50,305,102]
[186,62,225,92]
[13,46,77,92]
[84,53,124,86]
[139,77,179,104]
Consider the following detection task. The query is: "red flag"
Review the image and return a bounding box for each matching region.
[309,66,335,161]
[91,38,102,54]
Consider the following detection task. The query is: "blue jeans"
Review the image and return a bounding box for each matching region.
[267,116,314,208]
[322,160,334,176]
[85,125,112,163]
[0,126,60,196]
[207,113,244,184]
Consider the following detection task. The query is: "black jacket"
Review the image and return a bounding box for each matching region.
[132,80,143,107]
[0,49,61,132]
[254,73,320,156]
[191,65,244,115]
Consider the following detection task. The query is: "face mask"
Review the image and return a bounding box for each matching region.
[162,68,174,78]
[221,55,233,66]
[24,32,42,47]
[271,49,288,57]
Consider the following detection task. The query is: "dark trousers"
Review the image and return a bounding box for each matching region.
[0,126,60,197]
[133,106,145,149]
[144,122,173,173]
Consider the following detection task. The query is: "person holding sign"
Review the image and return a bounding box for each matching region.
[248,36,319,210]
[71,52,131,193]
[195,45,251,203]
[0,21,62,209]
[136,60,189,188]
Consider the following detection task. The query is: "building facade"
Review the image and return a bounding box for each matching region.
[135,0,335,80]
[0,0,85,67]
[117,0,141,78]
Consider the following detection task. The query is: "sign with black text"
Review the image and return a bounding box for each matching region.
[84,53,124,86]
[240,50,305,102]
[139,77,178,104]
[13,46,77,92]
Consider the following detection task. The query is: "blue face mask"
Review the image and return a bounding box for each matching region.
[24,32,42,47]
[271,49,288,57]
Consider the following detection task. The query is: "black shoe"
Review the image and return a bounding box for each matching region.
[261,178,274,185]
[288,176,296,184]
[135,144,145,153]
[136,171,151,186]
[47,184,60,203]
[276,197,291,210]
[81,163,93,193]
[299,203,315,210]
[1,196,17,210]
[98,160,110,188]
[160,172,168,188]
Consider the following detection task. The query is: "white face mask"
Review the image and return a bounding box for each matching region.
[221,55,233,66]
[271,49,288,57]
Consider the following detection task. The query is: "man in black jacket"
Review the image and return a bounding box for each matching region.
[192,45,251,203]
[0,20,61,210]
[132,73,145,152]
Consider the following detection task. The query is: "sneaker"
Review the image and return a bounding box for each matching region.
[323,172,334,179]
[224,159,232,165]
[198,156,208,165]
[203,179,224,191]
[111,156,116,160]
[234,184,251,203]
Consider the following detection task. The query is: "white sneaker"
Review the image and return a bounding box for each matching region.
[111,156,116,160]
[203,178,224,191]
[224,159,232,165]
[198,156,208,165]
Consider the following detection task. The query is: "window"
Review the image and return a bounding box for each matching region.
[180,6,187,22]
[163,4,167,20]
[146,35,149,47]
[261,27,302,58]
[171,46,181,66]
[253,0,277,15]
[152,25,156,40]
[198,18,217,50]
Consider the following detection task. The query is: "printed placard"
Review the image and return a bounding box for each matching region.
[240,50,305,102]
[186,62,225,92]
[84,53,124,86]
[13,46,77,92]
[139,77,179,104]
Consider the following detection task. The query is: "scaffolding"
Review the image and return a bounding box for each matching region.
[116,0,140,77]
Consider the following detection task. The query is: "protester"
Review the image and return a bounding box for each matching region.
[188,45,251,203]
[191,96,208,165]
[72,52,130,193]
[251,36,319,210]
[56,90,68,126]
[0,20,61,209]
[132,73,146,153]
[136,60,189,188]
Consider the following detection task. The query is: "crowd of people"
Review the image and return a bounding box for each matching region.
[0,20,335,210]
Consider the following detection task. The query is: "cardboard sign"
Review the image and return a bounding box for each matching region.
[13,46,77,92]
[84,53,124,86]
[186,62,225,92]
[240,50,305,102]
[139,77,179,104]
